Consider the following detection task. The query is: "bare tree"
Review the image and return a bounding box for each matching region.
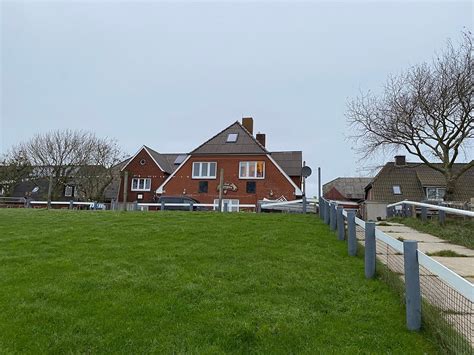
[347,31,473,200]
[8,130,123,206]
[74,136,123,201]
[0,149,32,196]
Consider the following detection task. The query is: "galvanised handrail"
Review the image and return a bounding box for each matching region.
[387,200,474,217]
[319,196,473,302]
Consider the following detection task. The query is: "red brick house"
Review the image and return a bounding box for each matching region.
[322,177,372,209]
[117,118,303,207]
[156,118,302,207]
[117,146,185,203]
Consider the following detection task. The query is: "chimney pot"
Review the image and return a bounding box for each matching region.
[256,133,266,147]
[395,155,406,166]
[242,117,254,135]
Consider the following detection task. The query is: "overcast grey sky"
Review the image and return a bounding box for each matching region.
[1,0,472,196]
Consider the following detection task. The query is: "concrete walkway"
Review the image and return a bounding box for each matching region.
[374,222,473,347]
[376,222,474,283]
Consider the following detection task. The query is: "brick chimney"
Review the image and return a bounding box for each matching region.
[256,133,266,147]
[242,117,253,135]
[395,155,406,166]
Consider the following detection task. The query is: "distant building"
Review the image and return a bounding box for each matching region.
[323,177,372,209]
[363,155,474,220]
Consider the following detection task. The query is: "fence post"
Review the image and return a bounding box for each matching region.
[257,201,262,213]
[69,200,74,210]
[386,206,392,218]
[26,198,32,208]
[365,221,376,279]
[347,210,357,256]
[439,210,445,225]
[330,203,337,231]
[161,201,165,211]
[421,206,427,222]
[324,201,330,225]
[402,203,408,217]
[223,201,228,213]
[318,197,323,220]
[302,196,307,214]
[93,201,98,210]
[133,201,138,211]
[337,206,344,241]
[403,240,421,331]
[189,201,193,211]
[328,202,333,227]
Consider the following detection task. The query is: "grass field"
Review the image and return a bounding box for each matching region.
[389,216,474,249]
[0,210,437,353]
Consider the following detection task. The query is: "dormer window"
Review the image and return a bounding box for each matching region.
[227,133,238,142]
[426,187,445,201]
[392,185,402,195]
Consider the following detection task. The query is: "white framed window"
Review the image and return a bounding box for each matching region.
[392,185,402,195]
[213,199,240,212]
[192,162,217,179]
[426,187,445,201]
[239,161,265,179]
[131,178,151,191]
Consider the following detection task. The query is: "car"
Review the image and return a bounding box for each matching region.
[157,196,207,211]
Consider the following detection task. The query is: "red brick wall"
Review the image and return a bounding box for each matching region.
[291,175,302,187]
[323,186,346,201]
[118,149,169,202]
[161,155,300,205]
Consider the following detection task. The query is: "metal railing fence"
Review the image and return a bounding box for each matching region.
[319,197,473,354]
[387,200,474,224]
[5,197,319,213]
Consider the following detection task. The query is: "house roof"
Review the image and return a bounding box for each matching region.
[190,121,268,155]
[162,154,188,172]
[323,177,373,200]
[144,146,175,174]
[270,151,302,177]
[121,146,186,174]
[367,162,474,203]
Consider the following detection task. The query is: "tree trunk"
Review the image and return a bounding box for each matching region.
[444,176,456,202]
[47,174,53,209]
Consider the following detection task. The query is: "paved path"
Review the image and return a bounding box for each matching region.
[376,222,474,283]
[354,221,473,346]
[373,222,473,347]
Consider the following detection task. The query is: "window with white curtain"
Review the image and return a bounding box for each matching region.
[131,178,151,191]
[239,161,265,179]
[192,162,217,179]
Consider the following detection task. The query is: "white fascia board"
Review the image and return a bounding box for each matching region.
[121,146,164,172]
[156,155,192,194]
[266,154,303,196]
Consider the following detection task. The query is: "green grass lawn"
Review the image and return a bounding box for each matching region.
[389,216,474,249]
[0,210,437,354]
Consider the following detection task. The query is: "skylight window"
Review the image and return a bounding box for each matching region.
[392,185,402,195]
[174,154,187,165]
[227,133,238,142]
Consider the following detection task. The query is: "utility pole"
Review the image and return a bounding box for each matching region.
[318,167,321,199]
[218,168,224,212]
[302,161,306,197]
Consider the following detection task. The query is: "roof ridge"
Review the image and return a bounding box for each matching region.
[189,120,268,155]
[189,121,239,154]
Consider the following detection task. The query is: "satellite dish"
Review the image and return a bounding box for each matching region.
[301,166,312,178]
[32,186,39,193]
